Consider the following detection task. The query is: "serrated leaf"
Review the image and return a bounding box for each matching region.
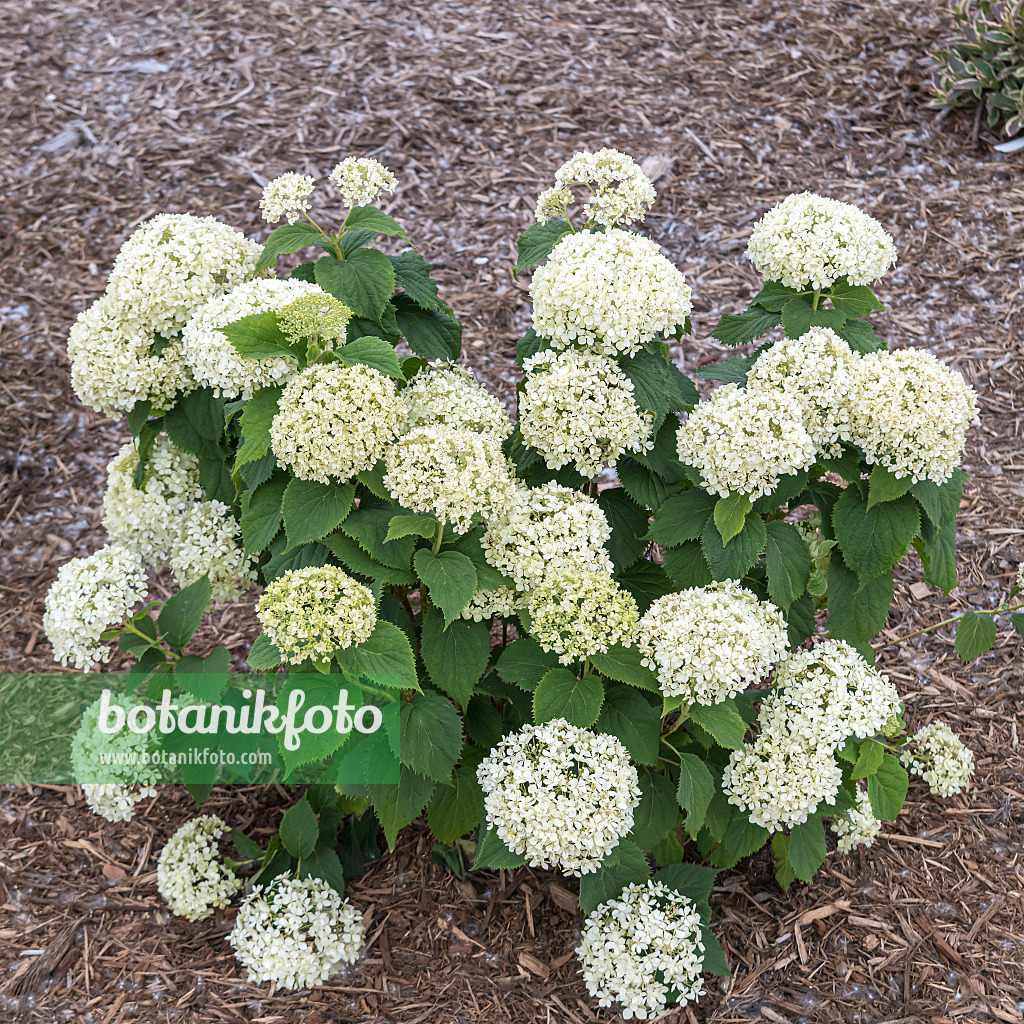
[577,839,650,915]
[240,476,287,554]
[174,646,231,701]
[708,813,770,869]
[751,280,801,312]
[385,513,438,542]
[157,574,211,649]
[344,205,408,241]
[788,815,827,883]
[1010,613,1024,641]
[388,252,447,312]
[912,469,967,528]
[629,772,678,850]
[867,755,908,820]
[648,490,717,546]
[714,492,752,545]
[337,620,418,692]
[279,795,319,859]
[256,222,324,272]
[399,691,463,783]
[835,318,887,354]
[852,738,886,780]
[234,386,282,469]
[866,463,913,508]
[514,219,572,272]
[710,308,782,346]
[274,673,354,774]
[833,487,919,584]
[414,549,477,626]
[590,644,659,691]
[616,458,683,512]
[393,296,461,360]
[695,353,757,384]
[614,560,674,615]
[420,607,491,706]
[533,669,604,728]
[620,349,668,418]
[597,488,649,571]
[676,753,715,836]
[595,685,661,765]
[218,311,295,360]
[688,700,747,750]
[772,831,797,891]
[334,336,403,379]
[473,822,527,870]
[496,637,563,691]
[954,611,997,661]
[701,514,766,581]
[662,541,713,590]
[652,862,718,907]
[825,552,893,650]
[262,540,331,583]
[282,478,355,548]
[299,844,346,895]
[781,298,847,339]
[919,519,958,594]
[370,767,436,849]
[247,631,282,670]
[828,279,885,317]
[428,767,484,842]
[342,506,416,572]
[315,249,395,320]
[764,520,812,610]
[164,388,226,459]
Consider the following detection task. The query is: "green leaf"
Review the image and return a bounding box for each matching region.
[828,279,885,318]
[590,644,659,691]
[867,755,909,820]
[648,490,717,546]
[614,561,674,615]
[240,476,287,554]
[388,252,447,312]
[231,828,264,861]
[356,461,389,500]
[341,506,416,572]
[335,336,403,379]
[345,205,408,241]
[751,280,800,312]
[282,478,355,548]
[370,767,437,849]
[631,418,690,484]
[695,353,757,384]
[514,219,571,272]
[234,386,282,470]
[616,458,682,512]
[239,450,276,490]
[337,620,419,692]
[714,492,752,545]
[164,388,225,458]
[788,815,827,883]
[595,686,661,765]
[852,739,886,780]
[247,632,282,670]
[174,646,231,701]
[954,611,997,662]
[514,328,546,366]
[653,862,718,908]
[867,464,913,508]
[533,669,604,728]
[773,832,798,891]
[912,469,967,528]
[597,489,649,571]
[701,927,731,976]
[299,844,346,895]
[218,311,294,360]
[835,318,886,354]
[662,541,713,590]
[688,700,747,750]
[274,673,353,773]
[577,839,650,915]
[764,520,812,610]
[833,487,919,584]
[665,363,700,412]
[428,767,485,842]
[393,296,461,360]
[710,308,782,346]
[781,298,847,339]
[256,222,324,272]
[826,552,894,649]
[399,691,463,783]
[324,531,415,587]
[414,549,477,626]
[420,607,491,706]
[473,823,527,870]
[262,540,331,583]
[315,249,395,320]
[620,350,668,418]
[701,514,767,581]
[158,574,211,649]
[676,753,716,836]
[708,813,769,869]
[497,638,563,691]
[386,513,438,542]
[629,772,679,850]
[279,795,319,859]
[918,519,958,594]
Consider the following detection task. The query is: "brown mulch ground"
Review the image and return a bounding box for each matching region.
[2,1,1023,1021]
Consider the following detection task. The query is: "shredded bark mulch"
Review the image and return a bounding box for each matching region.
[1,1,1022,1021]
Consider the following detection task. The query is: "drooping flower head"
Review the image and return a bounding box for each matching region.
[329,156,397,207]
[257,566,377,665]
[901,721,974,797]
[543,148,657,227]
[157,815,242,920]
[746,192,898,290]
[476,718,641,875]
[830,786,882,854]
[260,172,316,224]
[401,362,512,437]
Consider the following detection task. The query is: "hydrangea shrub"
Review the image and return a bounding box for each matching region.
[44,150,1022,1016]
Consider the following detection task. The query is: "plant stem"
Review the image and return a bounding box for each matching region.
[122,619,180,660]
[872,600,1024,652]
[431,521,445,556]
[812,287,821,310]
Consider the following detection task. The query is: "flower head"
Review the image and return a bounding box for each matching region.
[270,363,403,483]
[401,362,512,437]
[167,500,257,603]
[830,786,881,854]
[277,294,353,348]
[228,874,364,989]
[383,425,515,533]
[460,585,524,622]
[577,879,705,1019]
[746,191,898,290]
[519,349,654,476]
[901,722,974,797]
[551,148,657,227]
[44,546,149,669]
[676,384,817,500]
[257,566,377,665]
[260,172,316,224]
[157,815,242,920]
[528,570,639,665]
[535,185,574,223]
[637,582,789,704]
[476,718,640,875]
[329,157,397,207]
[530,228,692,357]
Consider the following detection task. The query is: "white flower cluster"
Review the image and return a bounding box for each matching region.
[157,815,242,920]
[535,186,574,223]
[228,874,364,990]
[676,384,817,500]
[577,880,706,1019]
[270,363,403,483]
[481,482,613,589]
[476,718,640,875]
[547,148,657,227]
[71,693,158,822]
[519,350,654,476]
[901,722,974,797]
[839,348,979,484]
[329,156,397,207]
[260,172,316,224]
[637,582,789,704]
[383,426,515,533]
[68,213,261,414]
[1017,562,1024,593]
[530,228,692,357]
[401,362,512,437]
[181,277,323,397]
[746,191,898,290]
[528,570,639,665]
[277,294,353,349]
[830,786,882,854]
[746,328,859,456]
[257,566,377,665]
[103,439,255,603]
[723,641,902,832]
[460,586,523,622]
[43,546,149,669]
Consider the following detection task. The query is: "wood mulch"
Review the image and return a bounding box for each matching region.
[1,1,1022,1021]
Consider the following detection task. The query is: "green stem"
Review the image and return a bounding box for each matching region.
[872,599,1024,652]
[580,657,591,678]
[431,521,445,557]
[812,287,821,311]
[122,619,180,660]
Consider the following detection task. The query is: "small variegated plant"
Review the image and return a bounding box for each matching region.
[44,150,1019,1015]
